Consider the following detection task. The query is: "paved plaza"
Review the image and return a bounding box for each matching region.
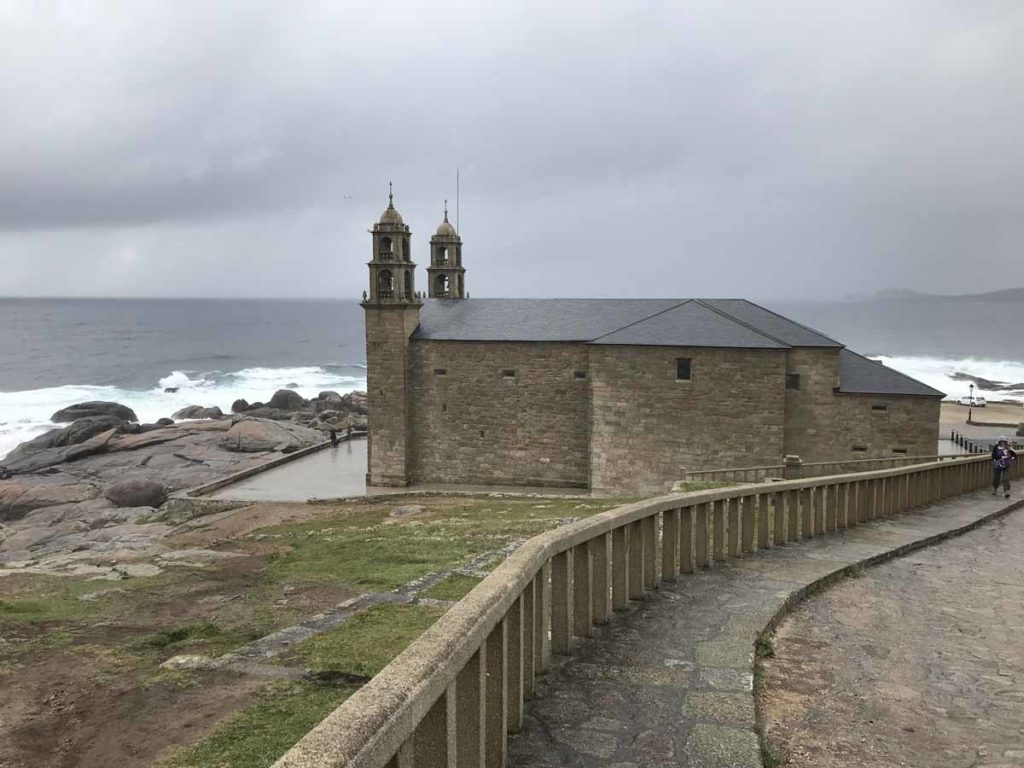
[507,490,1022,767]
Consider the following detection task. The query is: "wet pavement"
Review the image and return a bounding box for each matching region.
[507,490,1022,767]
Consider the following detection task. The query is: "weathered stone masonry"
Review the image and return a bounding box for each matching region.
[361,192,944,494]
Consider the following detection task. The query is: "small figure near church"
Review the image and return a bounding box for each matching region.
[992,437,1017,498]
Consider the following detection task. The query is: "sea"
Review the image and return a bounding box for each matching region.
[1,296,1022,460]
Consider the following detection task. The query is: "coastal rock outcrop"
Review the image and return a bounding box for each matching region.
[172,405,224,420]
[341,391,368,415]
[231,398,250,413]
[0,480,101,522]
[3,427,120,474]
[51,401,138,424]
[104,479,167,509]
[268,389,306,411]
[220,418,321,453]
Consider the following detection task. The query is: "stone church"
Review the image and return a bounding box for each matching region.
[361,191,943,495]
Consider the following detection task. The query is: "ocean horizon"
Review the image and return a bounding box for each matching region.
[2,295,1022,459]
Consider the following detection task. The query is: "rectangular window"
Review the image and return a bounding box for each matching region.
[872,404,888,412]
[892,448,908,455]
[502,369,516,378]
[676,358,692,381]
[433,368,447,376]
[786,373,801,390]
[574,371,587,380]
[852,445,868,452]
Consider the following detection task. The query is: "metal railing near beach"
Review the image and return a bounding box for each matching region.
[273,452,1019,768]
[684,454,958,484]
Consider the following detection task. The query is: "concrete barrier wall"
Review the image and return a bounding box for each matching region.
[273,452,1018,768]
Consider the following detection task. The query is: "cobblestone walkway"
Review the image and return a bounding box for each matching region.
[763,497,1024,767]
[507,490,1022,767]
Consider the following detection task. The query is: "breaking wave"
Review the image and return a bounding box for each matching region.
[875,355,1024,402]
[0,365,366,461]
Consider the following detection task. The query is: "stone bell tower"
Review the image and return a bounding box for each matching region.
[426,201,466,299]
[361,184,421,486]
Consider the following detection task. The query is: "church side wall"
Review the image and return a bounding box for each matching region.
[782,348,842,460]
[781,348,941,461]
[819,395,941,459]
[589,346,788,495]
[407,340,590,487]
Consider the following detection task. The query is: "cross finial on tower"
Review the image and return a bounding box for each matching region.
[388,181,394,208]
[443,199,448,223]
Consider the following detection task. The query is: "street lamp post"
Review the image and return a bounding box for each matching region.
[969,383,975,424]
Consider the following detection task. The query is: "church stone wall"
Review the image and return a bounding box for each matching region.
[588,346,788,495]
[407,340,590,487]
[782,348,842,460]
[364,305,422,486]
[819,395,941,459]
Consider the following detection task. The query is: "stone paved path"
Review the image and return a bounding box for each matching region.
[507,490,1022,767]
[763,497,1024,767]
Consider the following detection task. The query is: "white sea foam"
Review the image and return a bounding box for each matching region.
[0,366,366,461]
[874,355,1024,402]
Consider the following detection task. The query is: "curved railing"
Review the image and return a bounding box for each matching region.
[684,453,961,483]
[274,452,1015,768]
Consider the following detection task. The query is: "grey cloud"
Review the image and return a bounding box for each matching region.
[0,0,1022,299]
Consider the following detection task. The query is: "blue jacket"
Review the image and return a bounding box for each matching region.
[993,445,1017,469]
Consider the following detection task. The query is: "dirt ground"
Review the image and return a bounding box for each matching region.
[761,507,1024,767]
[0,493,616,768]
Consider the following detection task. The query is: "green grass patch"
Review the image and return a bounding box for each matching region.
[755,636,775,659]
[295,603,446,677]
[255,496,624,592]
[130,622,259,657]
[159,680,355,768]
[419,573,482,601]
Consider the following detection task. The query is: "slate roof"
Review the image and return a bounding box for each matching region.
[414,298,832,348]
[410,298,940,396]
[837,349,945,398]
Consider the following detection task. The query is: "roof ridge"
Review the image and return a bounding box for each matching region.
[734,299,843,347]
[588,299,693,342]
[693,299,792,348]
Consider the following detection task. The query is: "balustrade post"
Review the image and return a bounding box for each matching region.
[679,507,695,573]
[573,542,592,639]
[537,564,551,672]
[772,492,786,546]
[484,620,507,766]
[522,580,536,699]
[627,520,645,598]
[757,494,771,549]
[414,684,456,767]
[728,497,741,556]
[455,646,485,768]
[506,597,524,733]
[642,515,658,589]
[694,502,711,567]
[712,500,726,561]
[551,551,573,655]
[612,526,629,610]
[787,490,800,541]
[592,532,612,624]
[662,509,679,582]
[741,496,756,554]
[800,487,813,538]
[824,484,837,532]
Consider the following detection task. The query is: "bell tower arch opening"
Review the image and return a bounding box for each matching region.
[426,200,466,299]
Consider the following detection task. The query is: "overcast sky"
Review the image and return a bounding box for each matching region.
[1,1,1022,300]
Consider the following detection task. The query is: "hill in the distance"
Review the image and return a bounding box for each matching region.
[844,287,1024,303]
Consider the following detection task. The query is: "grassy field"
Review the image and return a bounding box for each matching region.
[1,492,644,768]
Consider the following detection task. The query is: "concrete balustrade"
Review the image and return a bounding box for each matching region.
[274,453,1022,768]
[685,452,960,484]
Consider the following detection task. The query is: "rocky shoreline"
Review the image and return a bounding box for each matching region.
[0,389,367,574]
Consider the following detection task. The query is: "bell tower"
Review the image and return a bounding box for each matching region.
[361,184,421,486]
[426,201,466,299]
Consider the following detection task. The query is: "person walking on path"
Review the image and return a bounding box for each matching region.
[992,437,1017,498]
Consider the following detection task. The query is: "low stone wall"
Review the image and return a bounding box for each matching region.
[272,452,1013,768]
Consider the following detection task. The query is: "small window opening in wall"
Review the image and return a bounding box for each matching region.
[574,371,587,380]
[786,373,801,390]
[441,404,447,413]
[892,448,908,454]
[433,368,447,376]
[479,430,485,438]
[872,404,888,412]
[502,369,516,378]
[676,358,691,381]
[852,445,868,452]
